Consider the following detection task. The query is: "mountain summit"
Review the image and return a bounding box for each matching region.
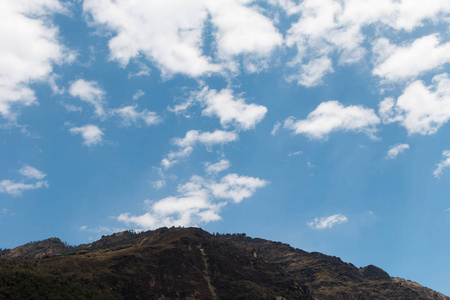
[0,227,447,299]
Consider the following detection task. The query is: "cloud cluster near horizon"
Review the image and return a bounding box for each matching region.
[118,173,268,229]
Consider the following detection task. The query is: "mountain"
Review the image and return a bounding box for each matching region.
[0,227,447,300]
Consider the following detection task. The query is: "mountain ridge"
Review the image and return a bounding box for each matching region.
[0,227,447,299]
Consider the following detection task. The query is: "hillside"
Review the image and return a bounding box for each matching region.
[0,227,447,299]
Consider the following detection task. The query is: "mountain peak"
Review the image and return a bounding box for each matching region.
[0,227,448,299]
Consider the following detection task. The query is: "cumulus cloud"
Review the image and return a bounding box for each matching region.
[118,173,268,229]
[379,74,450,135]
[69,124,104,146]
[196,87,267,130]
[170,87,267,130]
[308,214,348,229]
[283,0,450,86]
[69,79,106,118]
[434,150,450,178]
[18,165,47,180]
[386,144,410,159]
[205,159,230,174]
[111,106,161,127]
[373,35,450,82]
[209,173,268,203]
[83,0,281,77]
[0,0,72,119]
[284,101,380,139]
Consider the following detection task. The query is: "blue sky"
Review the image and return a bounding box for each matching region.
[1,0,450,295]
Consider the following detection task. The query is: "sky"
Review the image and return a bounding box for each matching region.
[1,0,450,295]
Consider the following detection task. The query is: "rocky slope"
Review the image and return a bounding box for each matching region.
[0,227,447,300]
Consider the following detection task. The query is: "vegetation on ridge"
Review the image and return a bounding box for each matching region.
[0,227,447,300]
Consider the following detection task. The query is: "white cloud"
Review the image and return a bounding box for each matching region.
[132,89,145,101]
[209,173,269,203]
[271,121,281,135]
[196,87,267,130]
[0,180,48,196]
[284,100,380,139]
[283,0,450,87]
[288,56,334,87]
[78,225,123,234]
[62,103,83,113]
[18,165,46,180]
[0,0,72,119]
[69,79,106,118]
[285,0,366,87]
[393,0,450,31]
[268,0,301,15]
[83,0,281,77]
[373,35,450,82]
[0,164,49,196]
[128,62,151,78]
[69,124,104,146]
[117,173,268,229]
[161,147,194,169]
[162,130,237,169]
[434,150,450,178]
[208,1,283,61]
[173,130,238,148]
[308,213,348,229]
[168,98,195,116]
[386,144,409,159]
[379,74,450,135]
[111,106,161,127]
[152,180,166,190]
[205,159,230,174]
[288,151,302,157]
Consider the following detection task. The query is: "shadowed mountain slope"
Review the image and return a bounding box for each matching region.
[0,227,447,300]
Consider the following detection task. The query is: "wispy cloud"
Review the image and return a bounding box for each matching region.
[271,121,281,135]
[132,89,145,101]
[111,106,161,127]
[288,151,302,157]
[308,214,348,229]
[161,130,238,169]
[0,165,49,196]
[386,144,410,159]
[205,159,231,174]
[0,180,48,196]
[18,165,47,180]
[434,150,450,178]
